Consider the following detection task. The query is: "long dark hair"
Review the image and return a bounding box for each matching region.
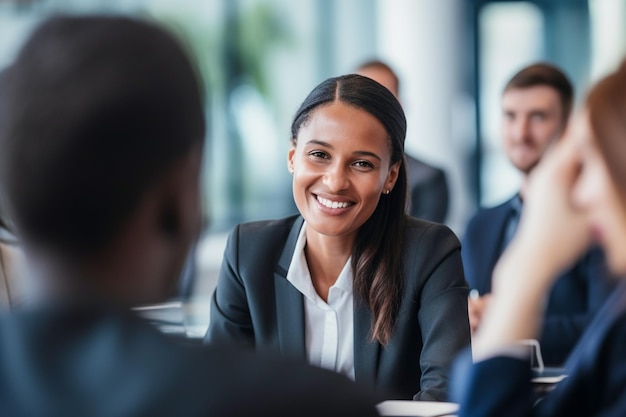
[291,74,407,345]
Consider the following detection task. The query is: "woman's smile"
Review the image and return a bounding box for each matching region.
[314,194,355,211]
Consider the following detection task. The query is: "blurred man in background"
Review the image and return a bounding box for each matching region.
[462,63,615,366]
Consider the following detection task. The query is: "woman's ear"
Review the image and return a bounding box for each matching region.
[384,161,401,193]
[287,145,296,174]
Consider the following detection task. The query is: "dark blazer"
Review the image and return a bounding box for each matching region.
[462,196,616,365]
[0,307,380,417]
[206,215,471,401]
[405,154,449,223]
[452,282,626,417]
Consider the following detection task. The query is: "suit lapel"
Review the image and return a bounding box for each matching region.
[272,215,382,382]
[354,299,380,387]
[273,216,306,359]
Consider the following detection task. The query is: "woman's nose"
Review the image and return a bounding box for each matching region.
[323,163,350,192]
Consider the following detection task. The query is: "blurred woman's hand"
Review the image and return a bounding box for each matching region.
[473,121,594,358]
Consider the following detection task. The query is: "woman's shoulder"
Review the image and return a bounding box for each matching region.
[225,214,302,252]
[403,216,460,247]
[563,284,626,369]
[220,215,303,270]
[401,216,462,272]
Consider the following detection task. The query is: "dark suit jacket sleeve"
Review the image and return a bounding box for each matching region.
[413,223,471,401]
[452,350,534,417]
[539,248,617,365]
[204,225,255,348]
[452,289,626,417]
[410,168,449,223]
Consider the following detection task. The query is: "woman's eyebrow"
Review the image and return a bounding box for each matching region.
[305,140,382,161]
[353,151,381,161]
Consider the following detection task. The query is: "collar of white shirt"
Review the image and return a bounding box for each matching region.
[285,221,355,380]
[286,221,353,300]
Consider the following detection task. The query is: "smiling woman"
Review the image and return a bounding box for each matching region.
[205,74,471,401]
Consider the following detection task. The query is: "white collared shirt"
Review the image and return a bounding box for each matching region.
[286,222,355,380]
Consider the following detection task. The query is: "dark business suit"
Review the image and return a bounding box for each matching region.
[462,195,615,365]
[405,154,449,223]
[0,307,379,417]
[206,215,471,401]
[452,282,626,417]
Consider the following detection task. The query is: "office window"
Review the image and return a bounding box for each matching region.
[589,0,626,81]
[478,2,543,207]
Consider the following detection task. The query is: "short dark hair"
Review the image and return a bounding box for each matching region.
[0,16,205,254]
[504,62,574,124]
[355,59,400,94]
[291,74,407,345]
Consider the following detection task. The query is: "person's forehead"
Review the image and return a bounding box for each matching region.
[501,85,562,112]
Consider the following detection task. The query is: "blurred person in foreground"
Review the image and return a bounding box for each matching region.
[462,63,614,366]
[355,60,450,223]
[452,61,626,416]
[0,15,379,417]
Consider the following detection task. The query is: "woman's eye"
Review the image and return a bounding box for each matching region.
[354,160,374,169]
[309,151,329,159]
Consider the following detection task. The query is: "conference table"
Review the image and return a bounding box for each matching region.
[376,400,458,417]
[134,299,210,341]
